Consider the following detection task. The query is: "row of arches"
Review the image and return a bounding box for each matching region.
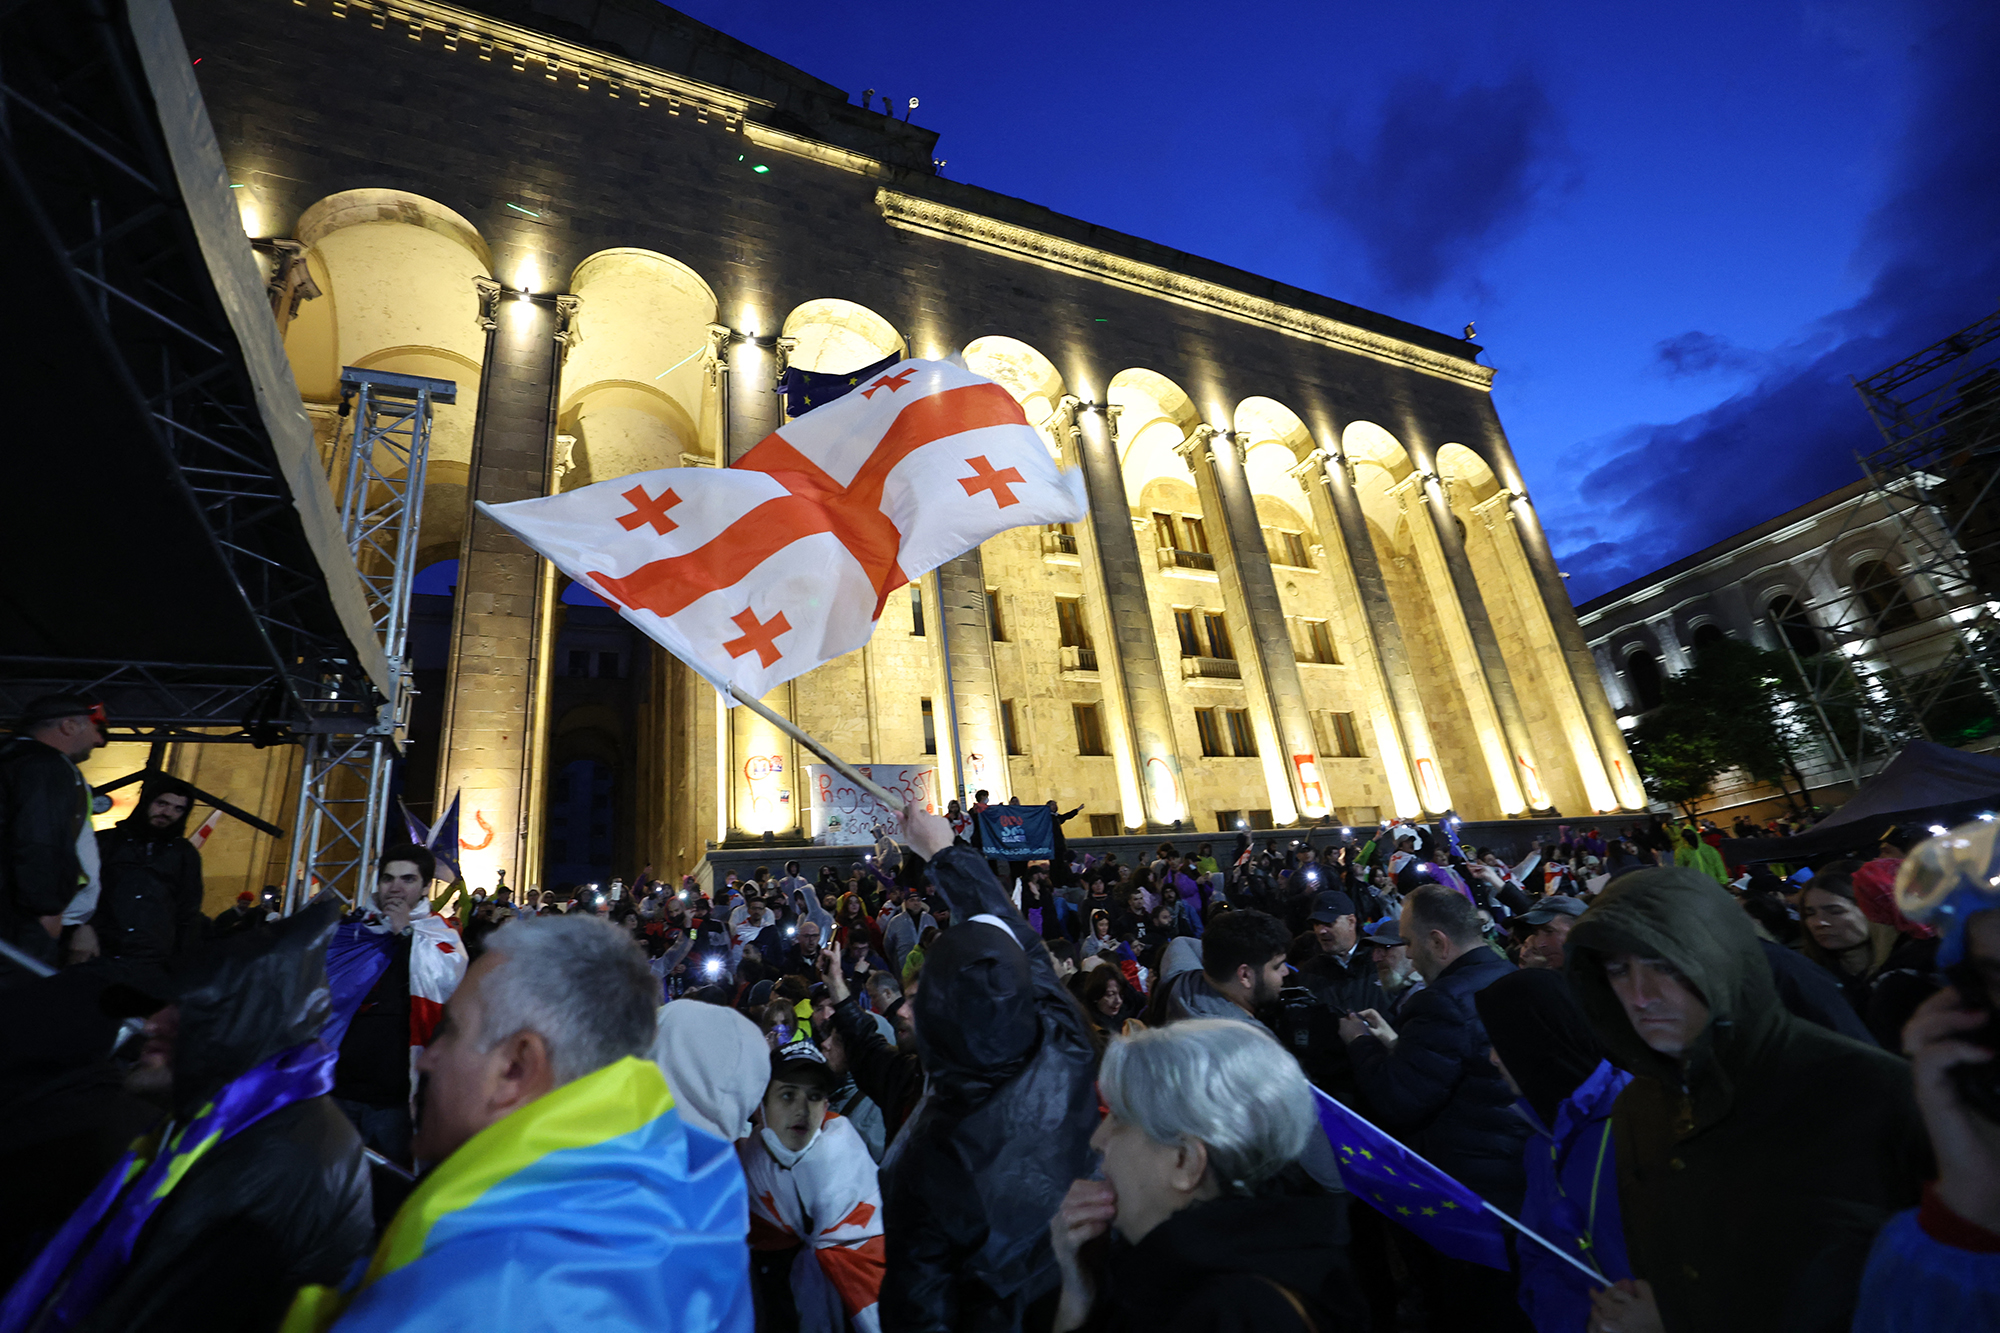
[262,185,1635,844]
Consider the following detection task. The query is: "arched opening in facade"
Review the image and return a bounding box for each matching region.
[958,336,1107,814]
[782,299,906,375]
[1769,594,1821,657]
[1343,422,1489,816]
[1850,558,1919,635]
[1627,649,1665,711]
[560,249,717,483]
[1690,622,1727,652]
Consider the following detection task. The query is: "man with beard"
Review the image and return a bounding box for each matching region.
[92,777,206,967]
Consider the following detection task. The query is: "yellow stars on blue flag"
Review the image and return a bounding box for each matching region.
[1312,1086,1509,1270]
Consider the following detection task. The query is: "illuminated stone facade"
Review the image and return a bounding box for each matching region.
[165,0,1641,899]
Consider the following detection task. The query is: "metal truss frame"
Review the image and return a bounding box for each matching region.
[1773,309,2000,783]
[284,368,451,908]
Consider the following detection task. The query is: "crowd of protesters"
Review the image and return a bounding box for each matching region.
[3,691,1998,1332]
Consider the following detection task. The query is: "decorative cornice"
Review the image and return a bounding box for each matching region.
[301,0,756,128]
[876,189,1495,391]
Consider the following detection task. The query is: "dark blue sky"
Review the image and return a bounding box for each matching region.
[675,0,1999,603]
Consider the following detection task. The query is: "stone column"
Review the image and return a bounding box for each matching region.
[1414,465,1558,811]
[1304,449,1442,815]
[724,328,801,839]
[1176,427,1318,822]
[1069,400,1186,828]
[436,284,574,888]
[1471,490,1622,812]
[933,554,1011,803]
[1388,471,1533,813]
[1471,419,1648,809]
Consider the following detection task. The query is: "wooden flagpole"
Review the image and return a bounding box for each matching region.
[728,684,904,810]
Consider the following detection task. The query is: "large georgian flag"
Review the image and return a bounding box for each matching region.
[477,358,1088,700]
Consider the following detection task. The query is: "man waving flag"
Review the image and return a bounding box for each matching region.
[478,358,1087,700]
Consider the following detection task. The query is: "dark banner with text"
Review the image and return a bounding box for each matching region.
[974,806,1055,860]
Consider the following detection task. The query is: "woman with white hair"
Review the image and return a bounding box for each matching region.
[1047,1020,1362,1333]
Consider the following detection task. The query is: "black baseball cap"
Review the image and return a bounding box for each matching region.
[1308,890,1357,923]
[17,694,105,728]
[1519,895,1586,927]
[770,1037,838,1092]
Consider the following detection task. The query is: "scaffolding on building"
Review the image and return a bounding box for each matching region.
[1772,308,2000,786]
[283,368,454,911]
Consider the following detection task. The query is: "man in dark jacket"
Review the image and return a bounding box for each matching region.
[92,776,206,968]
[1566,867,1928,1333]
[0,694,105,968]
[0,903,373,1332]
[820,948,924,1142]
[876,803,1098,1333]
[1338,881,1529,1331]
[1292,890,1386,1106]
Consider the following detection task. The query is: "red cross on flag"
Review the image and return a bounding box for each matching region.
[476,358,1088,701]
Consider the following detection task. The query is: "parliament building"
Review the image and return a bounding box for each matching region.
[149,0,1643,898]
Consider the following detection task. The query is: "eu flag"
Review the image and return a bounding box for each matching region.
[1311,1087,1509,1269]
[781,350,902,418]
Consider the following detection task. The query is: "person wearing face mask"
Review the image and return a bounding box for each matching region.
[325,845,466,1168]
[741,1039,885,1333]
[1047,1021,1363,1333]
[1566,867,1928,1333]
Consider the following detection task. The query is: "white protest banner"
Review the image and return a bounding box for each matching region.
[806,763,940,845]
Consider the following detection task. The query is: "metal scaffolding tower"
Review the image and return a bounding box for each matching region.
[284,368,455,909]
[1775,309,2000,783]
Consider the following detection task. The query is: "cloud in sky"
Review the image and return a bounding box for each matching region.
[1653,330,1759,380]
[1315,70,1574,301]
[1556,0,2000,604]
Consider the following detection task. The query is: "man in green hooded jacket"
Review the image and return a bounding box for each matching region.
[1565,867,1928,1333]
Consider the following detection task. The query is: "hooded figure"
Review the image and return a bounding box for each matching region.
[651,1000,768,1143]
[878,847,1097,1333]
[0,903,372,1333]
[91,775,205,965]
[1565,868,1928,1333]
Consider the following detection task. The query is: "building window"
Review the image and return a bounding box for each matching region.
[1044,523,1078,555]
[1151,512,1180,550]
[1073,702,1108,756]
[1056,597,1091,649]
[1204,613,1234,660]
[1181,516,1210,554]
[1001,699,1023,755]
[1851,559,1918,634]
[1295,619,1338,664]
[1089,813,1119,837]
[567,649,590,677]
[1215,809,1244,832]
[986,589,1007,641]
[597,650,621,679]
[1195,708,1226,757]
[1690,623,1726,651]
[1314,710,1364,758]
[1225,708,1257,757]
[1175,609,1203,658]
[1769,595,1820,657]
[1248,808,1275,830]
[1626,649,1663,711]
[1278,530,1311,568]
[921,698,937,754]
[911,585,926,637]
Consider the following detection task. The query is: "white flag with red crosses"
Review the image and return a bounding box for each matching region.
[477,358,1089,701]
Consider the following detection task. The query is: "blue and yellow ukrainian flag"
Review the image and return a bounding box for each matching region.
[285,1056,750,1333]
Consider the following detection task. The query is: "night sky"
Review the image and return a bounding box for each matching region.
[671,0,1999,604]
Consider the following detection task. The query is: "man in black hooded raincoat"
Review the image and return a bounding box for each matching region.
[0,902,373,1332]
[1566,867,1928,1333]
[878,803,1099,1333]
